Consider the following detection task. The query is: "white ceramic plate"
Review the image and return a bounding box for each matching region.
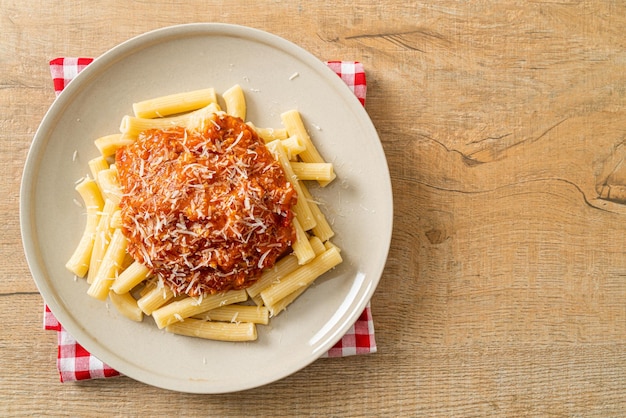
[20,23,392,393]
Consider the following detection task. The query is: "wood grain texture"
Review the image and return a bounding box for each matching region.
[2,0,626,415]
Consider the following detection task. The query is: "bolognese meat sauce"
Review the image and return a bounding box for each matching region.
[115,112,297,296]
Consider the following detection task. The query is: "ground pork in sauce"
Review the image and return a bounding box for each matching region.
[115,112,297,296]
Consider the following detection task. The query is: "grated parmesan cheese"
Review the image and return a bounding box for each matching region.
[115,113,297,297]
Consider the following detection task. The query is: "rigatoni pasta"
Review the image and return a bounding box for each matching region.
[132,87,217,118]
[166,318,257,342]
[137,282,175,315]
[65,177,104,278]
[192,304,270,325]
[94,134,134,158]
[87,198,117,284]
[259,246,342,309]
[108,290,143,322]
[86,227,128,300]
[266,139,317,231]
[67,84,343,343]
[222,84,246,120]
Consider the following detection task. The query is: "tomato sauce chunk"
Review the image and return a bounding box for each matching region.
[115,113,297,296]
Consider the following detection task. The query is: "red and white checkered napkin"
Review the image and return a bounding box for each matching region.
[44,58,376,382]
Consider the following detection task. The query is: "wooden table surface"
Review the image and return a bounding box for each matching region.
[3,1,626,416]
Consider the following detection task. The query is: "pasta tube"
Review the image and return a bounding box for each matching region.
[246,236,324,298]
[281,136,306,160]
[88,156,109,184]
[137,283,175,315]
[109,210,122,229]
[87,228,128,301]
[308,236,327,255]
[65,177,104,277]
[281,109,336,185]
[151,289,248,329]
[291,218,315,265]
[132,87,217,118]
[251,125,288,143]
[290,162,334,182]
[222,84,246,120]
[120,103,221,138]
[108,290,143,322]
[266,140,316,231]
[268,238,332,316]
[250,294,264,307]
[260,246,342,309]
[87,198,117,284]
[267,285,308,317]
[94,134,134,158]
[299,181,335,242]
[193,305,269,325]
[246,253,299,299]
[97,167,122,205]
[166,318,257,342]
[281,110,320,161]
[111,260,151,294]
